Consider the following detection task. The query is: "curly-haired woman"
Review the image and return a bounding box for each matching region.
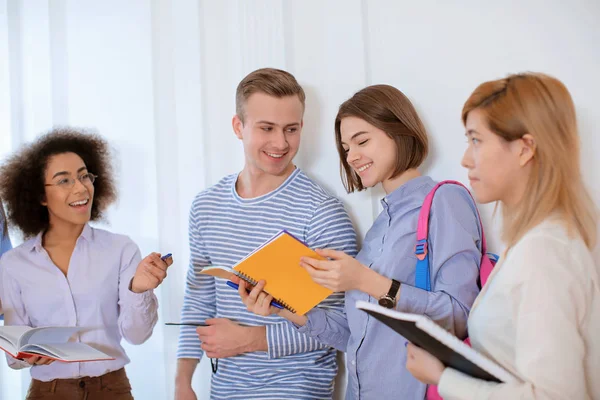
[0,128,173,400]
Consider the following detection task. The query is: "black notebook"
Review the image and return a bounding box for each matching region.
[356,301,518,383]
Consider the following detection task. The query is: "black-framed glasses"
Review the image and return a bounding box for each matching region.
[45,173,98,190]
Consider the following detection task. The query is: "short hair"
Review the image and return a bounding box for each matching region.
[334,84,429,192]
[235,68,306,122]
[0,127,117,238]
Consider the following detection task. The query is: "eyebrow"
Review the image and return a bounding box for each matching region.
[52,166,88,179]
[256,121,300,128]
[465,129,480,136]
[341,131,368,145]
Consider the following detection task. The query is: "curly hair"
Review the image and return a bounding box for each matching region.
[0,127,117,238]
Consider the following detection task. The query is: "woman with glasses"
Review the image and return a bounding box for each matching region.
[0,128,173,400]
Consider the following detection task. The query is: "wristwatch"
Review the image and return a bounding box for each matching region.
[378,279,400,308]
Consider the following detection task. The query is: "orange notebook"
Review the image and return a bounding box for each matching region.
[200,231,332,315]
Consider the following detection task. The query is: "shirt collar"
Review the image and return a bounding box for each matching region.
[380,175,434,210]
[30,223,93,253]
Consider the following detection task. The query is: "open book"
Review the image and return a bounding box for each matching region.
[0,326,114,362]
[356,301,519,383]
[200,230,331,315]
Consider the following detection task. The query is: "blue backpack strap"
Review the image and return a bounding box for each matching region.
[414,180,464,292]
[414,239,431,291]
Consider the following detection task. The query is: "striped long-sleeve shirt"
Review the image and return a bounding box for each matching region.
[177,168,358,400]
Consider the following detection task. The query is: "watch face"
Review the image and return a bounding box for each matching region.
[378,297,394,309]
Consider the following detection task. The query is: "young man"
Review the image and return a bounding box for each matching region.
[175,68,357,400]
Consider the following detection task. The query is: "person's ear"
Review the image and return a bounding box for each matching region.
[232,114,244,140]
[518,133,536,167]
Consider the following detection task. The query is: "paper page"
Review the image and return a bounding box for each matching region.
[20,342,113,362]
[20,327,83,349]
[199,265,236,280]
[0,337,19,357]
[0,326,31,350]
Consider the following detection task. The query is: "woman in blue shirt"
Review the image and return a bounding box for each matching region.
[239,84,483,399]
[0,203,11,257]
[0,128,173,400]
[1,202,12,318]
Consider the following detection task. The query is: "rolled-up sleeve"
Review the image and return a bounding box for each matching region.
[117,241,159,345]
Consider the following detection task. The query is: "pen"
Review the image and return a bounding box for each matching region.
[226,281,284,310]
[164,322,218,373]
[161,253,172,261]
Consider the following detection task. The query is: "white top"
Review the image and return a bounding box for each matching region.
[439,218,600,399]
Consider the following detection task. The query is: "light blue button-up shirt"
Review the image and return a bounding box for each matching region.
[0,224,157,381]
[0,211,11,258]
[299,176,482,399]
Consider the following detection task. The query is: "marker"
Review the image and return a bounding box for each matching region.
[226,281,284,310]
[165,322,208,327]
[161,253,172,261]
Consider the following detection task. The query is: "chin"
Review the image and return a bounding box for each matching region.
[471,191,495,205]
[264,164,292,176]
[359,179,377,189]
[70,215,92,225]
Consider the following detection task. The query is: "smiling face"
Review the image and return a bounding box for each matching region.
[42,152,95,228]
[340,116,399,191]
[233,92,303,179]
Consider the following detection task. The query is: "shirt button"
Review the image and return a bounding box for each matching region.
[79,381,85,388]
[351,360,356,365]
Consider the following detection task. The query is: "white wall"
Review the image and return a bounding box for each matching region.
[1,1,599,399]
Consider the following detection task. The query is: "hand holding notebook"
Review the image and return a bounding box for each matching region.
[356,301,519,383]
[199,230,332,315]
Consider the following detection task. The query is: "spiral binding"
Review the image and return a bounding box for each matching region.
[234,271,296,313]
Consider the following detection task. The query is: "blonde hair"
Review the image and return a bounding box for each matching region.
[462,72,597,249]
[334,84,429,192]
[236,68,306,123]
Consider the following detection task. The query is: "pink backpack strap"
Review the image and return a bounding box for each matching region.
[415,180,492,291]
[416,180,488,254]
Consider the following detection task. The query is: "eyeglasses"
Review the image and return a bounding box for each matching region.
[45,173,98,189]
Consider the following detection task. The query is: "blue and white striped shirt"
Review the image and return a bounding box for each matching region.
[177,168,357,400]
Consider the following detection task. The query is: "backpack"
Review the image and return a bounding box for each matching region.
[412,180,498,400]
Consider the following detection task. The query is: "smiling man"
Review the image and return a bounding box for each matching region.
[175,68,357,400]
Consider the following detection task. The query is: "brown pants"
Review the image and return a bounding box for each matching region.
[26,368,134,400]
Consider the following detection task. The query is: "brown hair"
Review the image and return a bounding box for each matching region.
[0,127,117,239]
[335,84,429,192]
[236,68,306,122]
[462,72,598,249]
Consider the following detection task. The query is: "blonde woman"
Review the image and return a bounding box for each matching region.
[406,73,600,399]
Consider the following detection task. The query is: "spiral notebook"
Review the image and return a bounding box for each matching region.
[200,230,332,315]
[356,301,519,383]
